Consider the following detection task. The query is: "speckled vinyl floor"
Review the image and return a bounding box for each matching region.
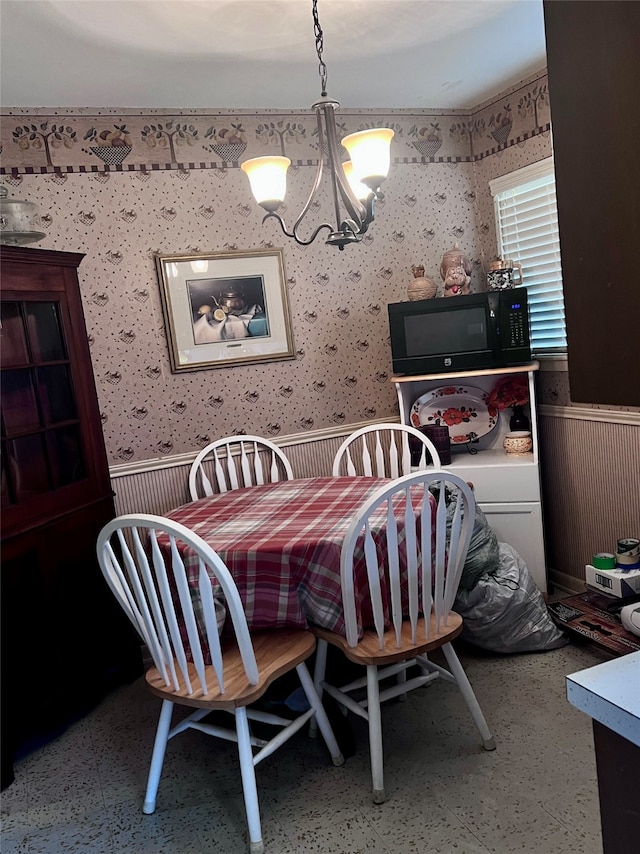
[1,641,610,854]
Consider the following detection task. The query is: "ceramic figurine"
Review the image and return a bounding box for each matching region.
[440,243,472,297]
[407,265,437,301]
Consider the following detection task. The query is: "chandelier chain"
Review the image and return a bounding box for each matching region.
[312,0,328,97]
[241,0,393,249]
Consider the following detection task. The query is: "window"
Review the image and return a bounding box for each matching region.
[490,157,566,355]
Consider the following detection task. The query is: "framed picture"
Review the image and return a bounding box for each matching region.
[154,248,295,372]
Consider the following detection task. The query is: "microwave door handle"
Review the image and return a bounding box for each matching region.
[488,305,502,363]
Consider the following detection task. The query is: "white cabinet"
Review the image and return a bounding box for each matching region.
[392,363,547,592]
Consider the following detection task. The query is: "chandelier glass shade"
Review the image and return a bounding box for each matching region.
[240,1,394,250]
[241,155,292,211]
[341,127,394,192]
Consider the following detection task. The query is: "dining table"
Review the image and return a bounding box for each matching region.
[162,475,437,643]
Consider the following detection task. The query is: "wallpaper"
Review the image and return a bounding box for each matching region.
[1,72,554,465]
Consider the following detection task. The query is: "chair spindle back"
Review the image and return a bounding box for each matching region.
[189,435,294,500]
[97,514,258,697]
[340,471,475,648]
[332,423,441,478]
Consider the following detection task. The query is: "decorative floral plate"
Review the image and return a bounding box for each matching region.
[410,385,498,445]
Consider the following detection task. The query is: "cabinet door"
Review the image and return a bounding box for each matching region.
[1,253,112,538]
[478,501,546,593]
[1,248,141,785]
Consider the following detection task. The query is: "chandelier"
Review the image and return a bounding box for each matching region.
[241,0,394,250]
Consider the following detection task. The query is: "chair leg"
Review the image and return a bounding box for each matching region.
[235,706,264,854]
[309,639,328,738]
[366,665,385,804]
[442,643,496,750]
[143,699,173,814]
[296,662,344,766]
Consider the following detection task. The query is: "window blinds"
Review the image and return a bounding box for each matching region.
[490,158,567,354]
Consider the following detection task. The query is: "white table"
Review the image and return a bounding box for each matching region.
[567,652,640,853]
[567,651,640,746]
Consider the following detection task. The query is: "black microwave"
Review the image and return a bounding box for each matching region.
[387,288,531,375]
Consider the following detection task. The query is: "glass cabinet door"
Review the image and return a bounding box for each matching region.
[1,299,88,507]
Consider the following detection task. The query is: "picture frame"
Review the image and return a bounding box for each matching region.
[154,248,294,372]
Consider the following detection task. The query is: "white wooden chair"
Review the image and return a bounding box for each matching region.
[188,435,294,501]
[312,471,495,804]
[97,514,344,854]
[332,423,441,478]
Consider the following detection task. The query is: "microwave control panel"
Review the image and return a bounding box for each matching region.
[501,297,529,348]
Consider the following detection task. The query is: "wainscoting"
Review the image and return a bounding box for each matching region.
[538,407,640,592]
[110,408,640,592]
[110,421,367,518]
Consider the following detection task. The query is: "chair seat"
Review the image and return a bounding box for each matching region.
[146,628,316,709]
[312,611,463,667]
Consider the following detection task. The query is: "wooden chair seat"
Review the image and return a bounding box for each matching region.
[146,629,316,708]
[313,612,463,667]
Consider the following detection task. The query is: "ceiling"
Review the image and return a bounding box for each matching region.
[0,0,547,111]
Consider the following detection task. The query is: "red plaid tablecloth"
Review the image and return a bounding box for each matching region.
[164,476,435,639]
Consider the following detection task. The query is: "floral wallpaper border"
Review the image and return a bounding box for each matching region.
[1,73,551,176]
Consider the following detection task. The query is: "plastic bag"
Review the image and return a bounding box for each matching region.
[459,503,500,591]
[454,542,568,653]
[438,484,500,591]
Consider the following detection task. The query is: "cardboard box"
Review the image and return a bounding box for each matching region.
[585,564,640,598]
[547,592,640,655]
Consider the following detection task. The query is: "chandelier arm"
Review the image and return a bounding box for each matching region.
[320,105,346,231]
[320,100,369,231]
[339,194,376,237]
[262,211,334,247]
[282,107,329,244]
[337,181,374,231]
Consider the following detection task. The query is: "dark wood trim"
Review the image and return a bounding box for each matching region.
[592,720,640,853]
[543,1,640,406]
